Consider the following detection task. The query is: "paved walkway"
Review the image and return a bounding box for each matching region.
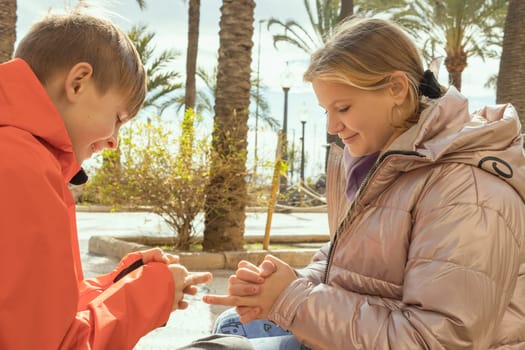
[78,210,329,349]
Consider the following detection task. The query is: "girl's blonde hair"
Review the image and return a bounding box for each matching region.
[304,17,440,129]
[15,13,146,119]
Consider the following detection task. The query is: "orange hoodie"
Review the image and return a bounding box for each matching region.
[0,59,174,349]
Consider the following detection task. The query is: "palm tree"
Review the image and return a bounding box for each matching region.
[194,65,278,131]
[266,0,406,54]
[402,0,507,91]
[267,0,405,168]
[497,0,525,134]
[0,0,17,62]
[184,0,200,113]
[135,0,200,115]
[203,0,255,251]
[101,25,182,172]
[128,25,182,114]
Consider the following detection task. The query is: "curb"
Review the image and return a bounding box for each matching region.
[89,235,327,270]
[76,205,328,214]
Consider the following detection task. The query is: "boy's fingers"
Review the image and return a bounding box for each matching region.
[165,253,180,264]
[177,300,189,310]
[141,247,167,263]
[183,285,198,295]
[185,271,212,287]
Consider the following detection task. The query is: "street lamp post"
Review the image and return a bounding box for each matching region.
[279,63,292,195]
[253,19,265,179]
[299,119,306,206]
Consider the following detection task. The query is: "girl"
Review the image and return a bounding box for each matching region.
[204,17,525,350]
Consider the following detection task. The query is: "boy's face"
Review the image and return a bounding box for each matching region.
[58,63,130,164]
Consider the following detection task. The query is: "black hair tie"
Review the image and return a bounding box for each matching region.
[419,70,442,99]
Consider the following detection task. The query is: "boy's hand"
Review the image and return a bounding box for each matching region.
[141,247,179,265]
[203,255,296,322]
[169,264,212,311]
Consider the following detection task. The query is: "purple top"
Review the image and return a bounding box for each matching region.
[343,147,379,203]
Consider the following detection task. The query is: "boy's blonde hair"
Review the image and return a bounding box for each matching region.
[304,17,437,130]
[15,13,146,119]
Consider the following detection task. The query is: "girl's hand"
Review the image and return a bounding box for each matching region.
[203,255,296,322]
[228,259,277,321]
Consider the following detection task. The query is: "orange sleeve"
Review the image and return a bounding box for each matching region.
[62,263,174,349]
[0,134,174,350]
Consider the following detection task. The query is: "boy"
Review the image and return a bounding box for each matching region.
[0,12,254,350]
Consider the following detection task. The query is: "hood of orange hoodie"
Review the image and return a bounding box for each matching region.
[0,58,82,183]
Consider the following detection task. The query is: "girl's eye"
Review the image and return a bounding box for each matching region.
[338,106,350,113]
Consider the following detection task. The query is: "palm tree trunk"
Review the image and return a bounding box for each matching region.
[184,0,200,112]
[445,48,467,91]
[497,0,525,134]
[324,0,352,170]
[338,0,353,22]
[203,0,255,251]
[0,0,16,62]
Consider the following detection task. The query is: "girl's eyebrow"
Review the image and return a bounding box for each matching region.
[323,98,352,109]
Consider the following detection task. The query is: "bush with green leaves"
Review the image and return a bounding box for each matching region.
[84,111,209,250]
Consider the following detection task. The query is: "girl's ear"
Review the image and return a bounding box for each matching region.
[389,71,409,106]
[64,62,93,102]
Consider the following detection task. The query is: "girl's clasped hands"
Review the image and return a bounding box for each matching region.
[203,255,297,323]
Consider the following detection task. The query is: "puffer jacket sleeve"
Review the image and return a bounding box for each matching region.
[267,168,524,350]
[294,242,330,285]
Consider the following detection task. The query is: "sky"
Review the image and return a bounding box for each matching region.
[16,0,501,179]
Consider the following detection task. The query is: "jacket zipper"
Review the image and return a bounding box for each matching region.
[323,150,425,284]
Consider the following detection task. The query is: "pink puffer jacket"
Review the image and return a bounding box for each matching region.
[268,88,525,349]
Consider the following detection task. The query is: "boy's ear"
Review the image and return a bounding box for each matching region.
[389,71,409,106]
[64,62,94,102]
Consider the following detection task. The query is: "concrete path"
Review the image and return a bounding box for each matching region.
[78,210,329,349]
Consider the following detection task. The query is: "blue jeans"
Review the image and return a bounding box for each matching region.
[213,308,310,350]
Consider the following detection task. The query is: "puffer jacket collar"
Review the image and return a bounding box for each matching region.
[367,88,525,205]
[0,59,80,183]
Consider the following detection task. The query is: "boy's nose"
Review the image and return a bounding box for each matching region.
[105,134,118,150]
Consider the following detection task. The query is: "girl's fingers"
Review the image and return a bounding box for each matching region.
[202,294,251,306]
[238,260,259,271]
[239,307,261,324]
[259,260,277,278]
[228,282,260,296]
[236,267,265,284]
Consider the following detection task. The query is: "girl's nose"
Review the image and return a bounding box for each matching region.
[326,113,344,135]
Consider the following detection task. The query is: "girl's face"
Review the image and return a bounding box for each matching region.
[312,79,398,157]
